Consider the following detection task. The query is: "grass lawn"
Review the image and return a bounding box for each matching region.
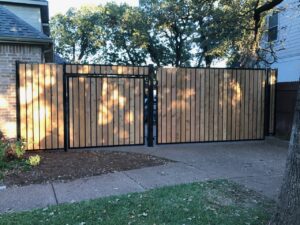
[0,180,275,225]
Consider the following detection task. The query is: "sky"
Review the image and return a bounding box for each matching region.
[48,0,139,18]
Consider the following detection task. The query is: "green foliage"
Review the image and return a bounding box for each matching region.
[0,132,29,181]
[27,155,41,167]
[50,1,278,67]
[50,6,105,63]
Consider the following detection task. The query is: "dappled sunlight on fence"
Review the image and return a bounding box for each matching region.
[157,67,274,144]
[67,64,147,148]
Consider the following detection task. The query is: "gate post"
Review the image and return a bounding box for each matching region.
[15,61,21,140]
[147,64,155,147]
[63,64,68,152]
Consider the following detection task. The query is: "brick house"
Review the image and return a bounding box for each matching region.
[0,0,53,138]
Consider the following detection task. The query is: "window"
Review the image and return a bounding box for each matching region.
[268,13,278,42]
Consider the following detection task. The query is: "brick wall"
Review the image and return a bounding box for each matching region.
[0,44,43,138]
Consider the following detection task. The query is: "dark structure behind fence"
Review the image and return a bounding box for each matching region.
[275,82,299,139]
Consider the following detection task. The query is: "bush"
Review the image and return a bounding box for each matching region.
[27,155,41,166]
[0,131,26,162]
[0,131,8,165]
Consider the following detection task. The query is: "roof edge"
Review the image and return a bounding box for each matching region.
[0,36,52,45]
[0,0,48,6]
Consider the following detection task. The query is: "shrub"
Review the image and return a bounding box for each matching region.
[0,131,26,162]
[0,132,8,164]
[27,155,41,166]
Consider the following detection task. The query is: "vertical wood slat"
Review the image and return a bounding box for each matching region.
[269,70,276,134]
[124,78,130,145]
[45,64,52,149]
[180,69,186,142]
[218,69,223,140]
[226,70,232,141]
[51,65,58,149]
[166,69,172,143]
[185,68,191,142]
[171,69,177,143]
[129,78,135,144]
[102,78,108,146]
[32,64,39,149]
[175,69,181,142]
[57,65,64,148]
[200,69,205,141]
[213,69,218,141]
[195,69,200,141]
[108,78,114,146]
[69,78,73,148]
[134,78,140,144]
[119,78,125,145]
[162,69,167,143]
[222,70,229,141]
[190,69,196,142]
[39,64,46,149]
[240,70,245,140]
[204,69,209,141]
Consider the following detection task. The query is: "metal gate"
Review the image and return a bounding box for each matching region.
[65,64,148,148]
[17,63,150,150]
[156,67,277,144]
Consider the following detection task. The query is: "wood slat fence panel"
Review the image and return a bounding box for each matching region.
[157,67,276,144]
[66,64,147,148]
[18,63,275,150]
[18,63,64,150]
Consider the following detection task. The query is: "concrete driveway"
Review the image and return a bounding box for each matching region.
[106,137,287,199]
[0,137,288,213]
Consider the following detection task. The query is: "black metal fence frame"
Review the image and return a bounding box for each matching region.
[64,64,150,150]
[15,62,276,151]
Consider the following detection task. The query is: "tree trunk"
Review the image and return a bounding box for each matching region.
[269,83,300,225]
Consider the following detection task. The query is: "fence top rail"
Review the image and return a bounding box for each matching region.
[158,66,277,71]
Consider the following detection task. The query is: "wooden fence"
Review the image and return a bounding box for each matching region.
[65,65,148,148]
[17,63,276,150]
[17,63,64,150]
[156,68,276,144]
[17,63,148,150]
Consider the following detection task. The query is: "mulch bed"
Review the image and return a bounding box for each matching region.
[3,150,169,187]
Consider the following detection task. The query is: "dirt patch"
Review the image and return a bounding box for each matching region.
[3,150,169,187]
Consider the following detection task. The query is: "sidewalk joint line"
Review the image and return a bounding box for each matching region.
[121,171,147,190]
[51,183,59,205]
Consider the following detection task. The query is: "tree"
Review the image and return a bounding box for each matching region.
[269,83,300,225]
[50,6,104,63]
[50,0,285,67]
[140,0,195,67]
[100,3,148,65]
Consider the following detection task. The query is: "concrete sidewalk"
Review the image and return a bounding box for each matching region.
[0,137,288,214]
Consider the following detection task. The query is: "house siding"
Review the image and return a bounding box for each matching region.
[0,44,43,138]
[272,0,300,82]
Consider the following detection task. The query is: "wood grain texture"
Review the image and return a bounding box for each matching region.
[156,68,269,144]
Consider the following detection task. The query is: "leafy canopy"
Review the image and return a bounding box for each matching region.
[50,0,280,67]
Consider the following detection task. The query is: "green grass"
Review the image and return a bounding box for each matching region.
[0,180,275,225]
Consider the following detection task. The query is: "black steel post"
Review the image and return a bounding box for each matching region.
[15,61,21,140]
[147,64,154,147]
[63,64,68,151]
